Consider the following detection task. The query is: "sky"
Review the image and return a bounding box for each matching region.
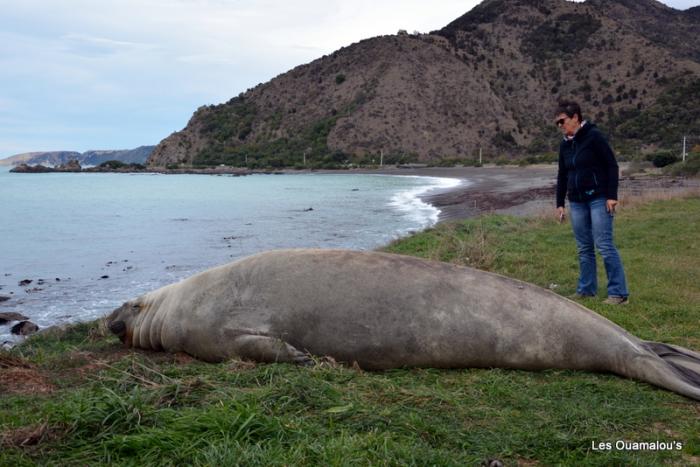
[0,0,697,157]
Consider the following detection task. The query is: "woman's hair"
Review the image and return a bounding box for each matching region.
[555,100,583,121]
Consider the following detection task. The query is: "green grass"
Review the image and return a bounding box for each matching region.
[2,197,699,465]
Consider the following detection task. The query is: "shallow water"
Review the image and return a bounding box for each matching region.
[0,167,461,343]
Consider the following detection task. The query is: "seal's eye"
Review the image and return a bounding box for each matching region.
[109,320,126,336]
[131,304,141,312]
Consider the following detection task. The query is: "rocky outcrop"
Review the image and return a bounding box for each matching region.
[57,160,82,171]
[11,321,39,336]
[0,312,29,325]
[10,160,81,173]
[10,164,55,173]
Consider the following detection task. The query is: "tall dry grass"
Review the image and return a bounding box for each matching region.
[619,185,700,209]
[528,183,700,220]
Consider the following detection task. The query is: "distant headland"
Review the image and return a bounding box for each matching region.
[0,146,155,167]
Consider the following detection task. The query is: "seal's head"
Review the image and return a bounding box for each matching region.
[107,300,143,346]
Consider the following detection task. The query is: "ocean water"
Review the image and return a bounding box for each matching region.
[0,167,461,343]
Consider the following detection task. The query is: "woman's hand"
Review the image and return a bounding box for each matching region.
[606,199,618,214]
[557,206,566,223]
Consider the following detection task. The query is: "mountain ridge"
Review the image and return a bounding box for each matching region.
[148,0,700,168]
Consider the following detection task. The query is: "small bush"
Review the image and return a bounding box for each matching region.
[335,74,346,85]
[99,160,127,169]
[651,152,679,168]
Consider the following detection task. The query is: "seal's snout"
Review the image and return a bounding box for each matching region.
[108,320,126,339]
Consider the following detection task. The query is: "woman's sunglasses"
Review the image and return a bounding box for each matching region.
[556,117,567,127]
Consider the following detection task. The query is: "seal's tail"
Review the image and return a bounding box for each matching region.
[630,341,700,401]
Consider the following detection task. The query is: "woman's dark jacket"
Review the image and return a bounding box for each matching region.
[556,122,619,207]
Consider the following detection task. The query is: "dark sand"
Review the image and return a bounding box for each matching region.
[367,165,558,222]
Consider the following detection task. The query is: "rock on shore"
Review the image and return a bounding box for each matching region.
[0,312,30,325]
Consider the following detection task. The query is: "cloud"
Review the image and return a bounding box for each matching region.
[60,33,157,57]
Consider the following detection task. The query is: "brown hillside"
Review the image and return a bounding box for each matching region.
[149,0,700,167]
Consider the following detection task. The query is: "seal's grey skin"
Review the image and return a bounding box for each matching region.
[107,249,700,400]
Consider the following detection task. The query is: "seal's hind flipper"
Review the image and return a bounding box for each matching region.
[641,342,700,396]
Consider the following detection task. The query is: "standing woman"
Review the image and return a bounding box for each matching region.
[554,100,629,304]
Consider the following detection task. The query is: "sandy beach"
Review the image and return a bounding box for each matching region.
[368,165,558,222]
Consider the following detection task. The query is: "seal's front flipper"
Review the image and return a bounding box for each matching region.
[231,334,314,366]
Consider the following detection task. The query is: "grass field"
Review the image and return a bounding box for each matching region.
[1,196,699,466]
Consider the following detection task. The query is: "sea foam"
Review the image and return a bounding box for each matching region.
[388,176,464,231]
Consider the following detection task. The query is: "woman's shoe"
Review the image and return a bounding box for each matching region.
[603,296,629,305]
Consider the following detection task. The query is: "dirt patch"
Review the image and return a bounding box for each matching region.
[516,459,541,466]
[49,349,119,373]
[1,422,65,449]
[0,354,55,395]
[0,367,55,395]
[227,359,257,371]
[0,353,33,369]
[651,422,682,438]
[175,352,196,365]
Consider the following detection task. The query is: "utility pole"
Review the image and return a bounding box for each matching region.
[479,147,482,166]
[682,136,687,163]
[303,150,306,166]
[380,150,384,167]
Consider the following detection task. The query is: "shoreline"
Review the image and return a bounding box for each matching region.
[364,165,558,222]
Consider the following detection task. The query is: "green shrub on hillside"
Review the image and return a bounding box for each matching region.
[194,112,352,169]
[522,13,601,61]
[614,78,700,147]
[99,160,127,169]
[98,161,145,170]
[198,97,256,145]
[491,131,517,149]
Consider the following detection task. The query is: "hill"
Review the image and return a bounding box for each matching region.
[0,146,155,167]
[148,0,700,168]
[0,151,81,167]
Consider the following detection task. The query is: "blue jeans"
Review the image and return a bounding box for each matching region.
[569,197,628,297]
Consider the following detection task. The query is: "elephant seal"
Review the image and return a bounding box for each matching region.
[107,249,700,400]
